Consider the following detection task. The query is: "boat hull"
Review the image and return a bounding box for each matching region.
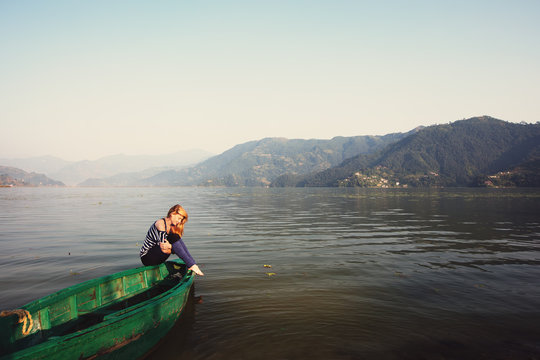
[0,260,194,360]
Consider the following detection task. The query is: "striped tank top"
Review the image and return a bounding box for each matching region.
[140,219,168,257]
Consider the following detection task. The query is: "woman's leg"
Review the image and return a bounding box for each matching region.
[171,239,196,268]
[141,245,171,266]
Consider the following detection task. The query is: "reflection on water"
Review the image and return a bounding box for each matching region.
[1,187,540,359]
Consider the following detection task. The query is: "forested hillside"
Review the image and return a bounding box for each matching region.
[272,117,540,187]
[139,134,408,186]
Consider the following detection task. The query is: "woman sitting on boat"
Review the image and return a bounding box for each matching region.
[140,204,204,276]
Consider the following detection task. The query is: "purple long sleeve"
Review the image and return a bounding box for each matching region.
[171,239,196,268]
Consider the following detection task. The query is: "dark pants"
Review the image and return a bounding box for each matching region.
[140,245,170,266]
[140,239,196,268]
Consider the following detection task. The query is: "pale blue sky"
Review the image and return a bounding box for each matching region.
[1,0,539,160]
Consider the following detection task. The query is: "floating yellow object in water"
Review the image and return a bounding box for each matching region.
[265,272,276,276]
[263,264,272,268]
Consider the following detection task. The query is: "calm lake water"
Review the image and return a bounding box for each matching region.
[1,187,539,359]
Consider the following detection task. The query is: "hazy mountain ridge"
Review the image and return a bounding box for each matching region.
[274,116,540,187]
[78,167,178,187]
[0,166,65,187]
[137,134,409,186]
[0,150,213,186]
[57,150,213,185]
[0,155,71,175]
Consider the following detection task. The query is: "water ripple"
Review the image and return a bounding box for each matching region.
[1,187,540,359]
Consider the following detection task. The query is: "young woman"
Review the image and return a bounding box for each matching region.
[140,204,204,276]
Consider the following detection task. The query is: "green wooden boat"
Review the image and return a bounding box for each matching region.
[0,259,194,360]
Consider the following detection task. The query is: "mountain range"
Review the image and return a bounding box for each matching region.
[272,116,540,187]
[135,133,411,187]
[0,150,213,186]
[1,116,539,188]
[0,166,64,187]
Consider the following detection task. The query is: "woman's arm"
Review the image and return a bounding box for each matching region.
[160,239,172,254]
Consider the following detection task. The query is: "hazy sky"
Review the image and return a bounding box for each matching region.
[1,1,539,161]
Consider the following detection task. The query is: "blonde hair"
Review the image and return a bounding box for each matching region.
[167,204,188,237]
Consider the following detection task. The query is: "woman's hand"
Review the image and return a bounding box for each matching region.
[160,239,172,254]
[189,264,204,276]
